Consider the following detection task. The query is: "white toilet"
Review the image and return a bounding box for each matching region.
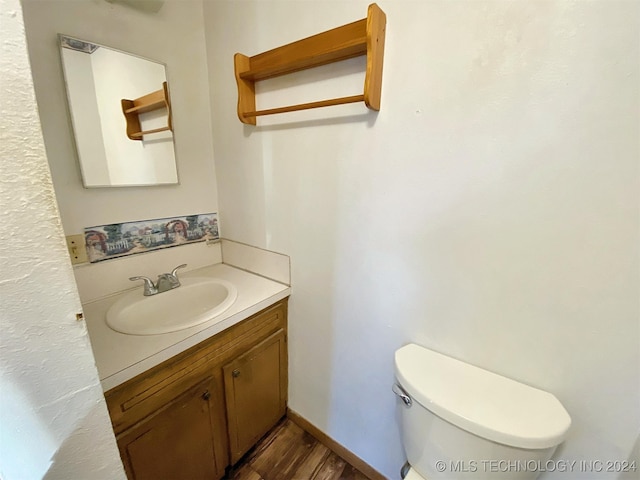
[394,344,571,480]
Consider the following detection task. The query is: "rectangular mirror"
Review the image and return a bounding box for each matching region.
[59,35,179,187]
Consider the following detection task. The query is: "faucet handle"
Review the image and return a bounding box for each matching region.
[129,276,158,296]
[170,264,187,278]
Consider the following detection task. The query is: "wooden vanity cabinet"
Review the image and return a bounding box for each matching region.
[116,375,226,480]
[105,299,288,480]
[224,329,287,463]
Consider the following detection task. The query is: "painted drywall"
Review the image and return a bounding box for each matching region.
[0,0,125,478]
[204,1,639,478]
[21,0,220,301]
[20,0,217,235]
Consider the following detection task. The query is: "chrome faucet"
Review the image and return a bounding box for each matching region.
[129,264,187,296]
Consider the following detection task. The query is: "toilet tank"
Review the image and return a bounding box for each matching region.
[394,344,571,479]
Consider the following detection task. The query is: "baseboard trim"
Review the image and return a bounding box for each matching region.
[286,408,387,480]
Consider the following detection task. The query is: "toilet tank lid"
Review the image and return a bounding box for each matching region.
[394,344,571,450]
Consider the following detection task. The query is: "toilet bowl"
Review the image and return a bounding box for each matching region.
[394,344,571,480]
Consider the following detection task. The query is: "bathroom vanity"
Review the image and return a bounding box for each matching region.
[83,263,290,479]
[106,299,287,478]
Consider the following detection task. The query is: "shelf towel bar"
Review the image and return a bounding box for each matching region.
[121,81,172,140]
[234,3,386,125]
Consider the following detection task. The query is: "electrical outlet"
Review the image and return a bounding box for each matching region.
[66,234,88,264]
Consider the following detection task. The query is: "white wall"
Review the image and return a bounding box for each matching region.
[0,0,125,478]
[205,1,640,478]
[21,0,218,233]
[22,0,220,301]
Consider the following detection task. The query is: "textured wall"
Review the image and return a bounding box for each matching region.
[205,1,640,478]
[0,0,125,478]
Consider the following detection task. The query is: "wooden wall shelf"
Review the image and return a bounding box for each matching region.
[234,3,386,125]
[121,81,172,140]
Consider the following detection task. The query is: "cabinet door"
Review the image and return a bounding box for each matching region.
[223,329,287,463]
[117,376,226,480]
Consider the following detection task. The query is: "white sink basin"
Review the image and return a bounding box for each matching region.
[106,277,238,335]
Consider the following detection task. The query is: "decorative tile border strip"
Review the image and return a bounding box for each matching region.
[84,213,218,263]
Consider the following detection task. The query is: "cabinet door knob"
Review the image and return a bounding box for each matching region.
[232,369,241,378]
[202,390,211,400]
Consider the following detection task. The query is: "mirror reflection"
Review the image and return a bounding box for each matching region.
[59,35,178,187]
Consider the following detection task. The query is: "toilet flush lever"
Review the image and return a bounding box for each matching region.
[392,384,412,407]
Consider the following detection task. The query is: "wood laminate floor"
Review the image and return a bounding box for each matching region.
[226,418,372,480]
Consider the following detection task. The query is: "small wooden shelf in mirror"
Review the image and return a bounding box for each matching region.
[121,81,172,140]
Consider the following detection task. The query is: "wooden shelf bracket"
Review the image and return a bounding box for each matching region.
[234,3,386,125]
[121,81,173,140]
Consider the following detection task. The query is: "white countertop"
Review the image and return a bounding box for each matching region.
[84,263,290,391]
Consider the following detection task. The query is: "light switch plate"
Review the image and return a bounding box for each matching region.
[66,234,88,264]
